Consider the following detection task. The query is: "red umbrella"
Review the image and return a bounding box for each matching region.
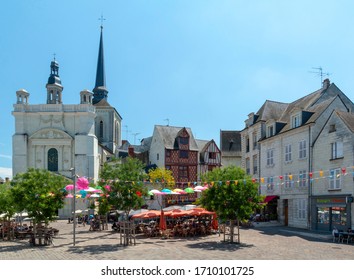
[212,213,218,230]
[159,210,167,230]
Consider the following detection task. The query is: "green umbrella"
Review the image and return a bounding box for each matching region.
[184,187,194,193]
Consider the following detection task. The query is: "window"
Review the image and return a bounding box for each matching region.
[329,168,341,190]
[267,126,274,137]
[331,141,343,159]
[329,124,336,133]
[179,166,188,178]
[299,140,307,159]
[285,173,293,188]
[253,155,258,174]
[179,137,189,145]
[48,148,58,172]
[267,149,274,166]
[299,170,307,187]
[166,150,171,158]
[267,177,274,191]
[292,114,301,128]
[298,199,306,220]
[246,158,250,174]
[179,150,188,158]
[246,136,250,152]
[253,133,258,150]
[209,152,216,159]
[285,144,292,162]
[157,153,159,160]
[99,120,103,138]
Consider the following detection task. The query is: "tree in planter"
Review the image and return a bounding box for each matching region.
[10,168,69,244]
[198,165,263,243]
[99,157,148,220]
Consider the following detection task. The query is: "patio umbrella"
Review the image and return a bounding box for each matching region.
[159,210,167,230]
[212,213,218,230]
[173,188,186,194]
[132,210,160,219]
[194,186,207,191]
[161,188,172,193]
[129,209,148,217]
[184,187,194,193]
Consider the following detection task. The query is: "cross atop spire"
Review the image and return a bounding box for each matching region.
[99,14,106,29]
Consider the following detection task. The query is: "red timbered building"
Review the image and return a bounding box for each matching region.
[149,125,199,185]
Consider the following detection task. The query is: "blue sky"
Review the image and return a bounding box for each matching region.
[1,0,354,178]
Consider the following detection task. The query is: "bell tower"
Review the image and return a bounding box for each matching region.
[46,58,63,104]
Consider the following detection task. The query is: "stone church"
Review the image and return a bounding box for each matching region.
[12,26,122,191]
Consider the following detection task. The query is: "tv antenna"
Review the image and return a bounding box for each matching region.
[123,125,131,141]
[131,132,140,145]
[164,118,170,126]
[309,66,331,86]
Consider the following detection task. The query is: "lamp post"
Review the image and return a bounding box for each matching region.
[70,168,76,246]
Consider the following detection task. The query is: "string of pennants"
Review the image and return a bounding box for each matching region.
[91,165,354,189]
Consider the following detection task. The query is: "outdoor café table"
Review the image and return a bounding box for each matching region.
[339,232,354,244]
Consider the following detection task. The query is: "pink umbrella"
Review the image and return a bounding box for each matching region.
[76,177,89,190]
[65,184,74,191]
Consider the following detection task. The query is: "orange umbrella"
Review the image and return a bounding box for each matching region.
[132,210,160,219]
[159,210,167,230]
[165,209,185,218]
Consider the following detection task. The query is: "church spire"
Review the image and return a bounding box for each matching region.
[92,22,108,105]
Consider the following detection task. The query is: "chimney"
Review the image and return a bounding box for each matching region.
[322,78,330,89]
[128,147,135,157]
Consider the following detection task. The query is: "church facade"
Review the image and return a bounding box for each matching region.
[12,27,122,216]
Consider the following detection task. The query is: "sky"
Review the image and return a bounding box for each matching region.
[2,0,354,179]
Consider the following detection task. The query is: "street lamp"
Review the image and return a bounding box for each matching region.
[70,168,77,246]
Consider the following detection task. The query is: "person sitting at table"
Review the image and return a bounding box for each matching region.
[347,228,352,233]
[112,222,118,231]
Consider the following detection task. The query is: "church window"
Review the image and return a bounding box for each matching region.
[99,121,104,138]
[48,148,58,172]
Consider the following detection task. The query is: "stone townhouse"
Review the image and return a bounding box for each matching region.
[242,79,354,230]
[312,110,354,231]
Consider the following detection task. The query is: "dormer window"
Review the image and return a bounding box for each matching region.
[291,113,301,128]
[179,136,189,145]
[267,125,274,137]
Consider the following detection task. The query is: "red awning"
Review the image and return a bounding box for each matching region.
[264,195,278,203]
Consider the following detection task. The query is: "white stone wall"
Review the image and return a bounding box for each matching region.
[149,127,166,167]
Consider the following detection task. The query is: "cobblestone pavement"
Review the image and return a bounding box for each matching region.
[1,220,353,260]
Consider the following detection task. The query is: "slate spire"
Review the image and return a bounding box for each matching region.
[93,25,108,104]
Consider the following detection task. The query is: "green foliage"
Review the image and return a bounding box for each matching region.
[148,167,175,188]
[10,168,69,224]
[99,157,148,217]
[198,165,263,222]
[0,182,17,219]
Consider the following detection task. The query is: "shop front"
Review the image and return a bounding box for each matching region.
[311,195,352,232]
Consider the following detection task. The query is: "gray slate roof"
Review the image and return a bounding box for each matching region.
[154,125,199,151]
[220,130,241,152]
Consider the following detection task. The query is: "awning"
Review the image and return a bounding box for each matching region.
[264,195,278,203]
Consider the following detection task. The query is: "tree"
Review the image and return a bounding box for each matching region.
[198,165,263,243]
[99,157,148,219]
[147,167,176,209]
[10,168,69,226]
[148,167,175,189]
[0,181,18,220]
